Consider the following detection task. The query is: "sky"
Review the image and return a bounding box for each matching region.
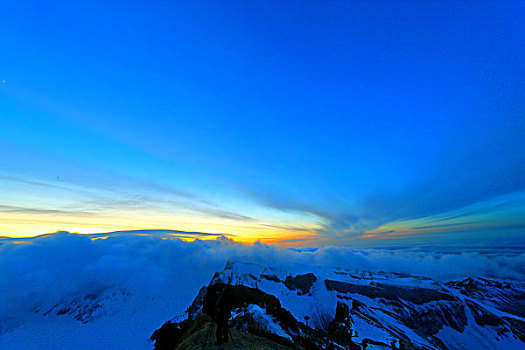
[0,1,524,247]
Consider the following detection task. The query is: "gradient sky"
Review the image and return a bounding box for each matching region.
[1,1,524,247]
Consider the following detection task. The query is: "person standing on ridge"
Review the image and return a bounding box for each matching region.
[215,286,232,345]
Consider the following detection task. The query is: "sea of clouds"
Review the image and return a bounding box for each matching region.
[2,231,524,314]
[0,231,524,348]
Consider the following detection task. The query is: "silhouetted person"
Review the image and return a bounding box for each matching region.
[215,287,232,345]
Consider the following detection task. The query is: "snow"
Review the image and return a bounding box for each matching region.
[435,305,525,350]
[238,304,292,341]
[213,261,525,350]
[0,285,199,350]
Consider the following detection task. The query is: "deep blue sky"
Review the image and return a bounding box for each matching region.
[0,1,524,246]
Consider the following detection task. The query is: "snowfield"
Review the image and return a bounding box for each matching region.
[207,260,525,349]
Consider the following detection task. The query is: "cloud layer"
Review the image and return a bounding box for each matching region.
[1,231,523,348]
[2,231,524,317]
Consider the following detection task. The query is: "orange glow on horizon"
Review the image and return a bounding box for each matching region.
[0,209,320,246]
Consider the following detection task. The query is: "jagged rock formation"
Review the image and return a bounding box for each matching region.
[152,283,354,349]
[160,312,296,350]
[153,261,525,350]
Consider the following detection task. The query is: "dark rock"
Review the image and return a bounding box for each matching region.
[324,280,456,305]
[284,273,317,295]
[261,274,282,283]
[467,301,502,327]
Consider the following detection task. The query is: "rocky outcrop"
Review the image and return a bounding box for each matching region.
[325,280,455,305]
[152,282,361,350]
[153,261,525,350]
[284,273,317,295]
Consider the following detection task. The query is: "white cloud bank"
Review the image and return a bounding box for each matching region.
[0,231,523,349]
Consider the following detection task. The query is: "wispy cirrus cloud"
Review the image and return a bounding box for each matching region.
[0,205,95,216]
[235,118,525,246]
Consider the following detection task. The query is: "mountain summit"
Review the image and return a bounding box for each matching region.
[152,261,525,349]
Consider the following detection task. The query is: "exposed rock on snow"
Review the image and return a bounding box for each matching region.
[154,260,525,350]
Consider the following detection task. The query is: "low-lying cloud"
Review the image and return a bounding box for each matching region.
[1,231,523,339]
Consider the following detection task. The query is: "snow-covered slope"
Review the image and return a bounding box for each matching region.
[0,284,202,350]
[166,260,525,349]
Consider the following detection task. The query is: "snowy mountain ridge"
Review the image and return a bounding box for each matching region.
[155,260,525,349]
